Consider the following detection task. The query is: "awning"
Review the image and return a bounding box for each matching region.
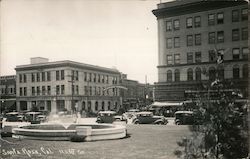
[150,101,183,108]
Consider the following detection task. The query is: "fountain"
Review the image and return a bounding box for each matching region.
[12,123,127,141]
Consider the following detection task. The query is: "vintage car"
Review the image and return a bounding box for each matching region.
[124,109,140,119]
[96,111,127,123]
[5,112,20,122]
[36,115,47,122]
[174,111,194,125]
[133,111,168,125]
[25,112,42,124]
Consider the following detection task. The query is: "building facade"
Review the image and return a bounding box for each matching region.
[15,57,121,113]
[120,74,153,110]
[152,0,248,101]
[0,75,16,112]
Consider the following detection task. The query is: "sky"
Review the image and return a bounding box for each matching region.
[0,0,170,84]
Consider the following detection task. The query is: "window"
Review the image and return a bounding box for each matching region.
[187,35,193,46]
[241,8,248,21]
[106,75,109,83]
[186,17,193,28]
[32,73,35,82]
[42,86,46,95]
[217,49,224,63]
[102,102,105,110]
[167,55,173,65]
[217,31,224,43]
[195,52,201,63]
[56,85,60,95]
[98,75,100,82]
[242,47,249,59]
[174,69,180,82]
[217,12,224,24]
[89,86,92,96]
[95,102,98,111]
[187,52,193,64]
[187,68,193,81]
[75,71,79,81]
[174,37,180,48]
[56,71,59,81]
[72,85,75,95]
[84,72,87,81]
[32,87,35,96]
[37,86,40,95]
[47,86,51,95]
[233,65,240,79]
[194,16,201,27]
[166,38,172,48]
[89,73,92,82]
[61,85,64,95]
[209,67,216,81]
[174,54,180,64]
[173,19,180,30]
[167,70,172,82]
[36,73,40,82]
[19,74,22,83]
[209,50,216,62]
[47,72,51,81]
[20,87,23,96]
[208,32,215,44]
[195,34,201,45]
[243,64,248,78]
[232,48,240,60]
[23,74,26,83]
[93,74,96,82]
[232,10,239,22]
[208,14,215,25]
[61,70,64,80]
[42,72,45,81]
[76,85,79,95]
[242,27,248,40]
[166,21,172,31]
[24,87,27,96]
[195,67,201,81]
[232,29,240,41]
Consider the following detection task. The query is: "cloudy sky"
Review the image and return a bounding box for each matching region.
[1,0,170,84]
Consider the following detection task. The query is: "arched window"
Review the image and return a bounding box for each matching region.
[174,69,180,82]
[209,67,216,81]
[187,68,193,81]
[233,65,240,79]
[167,70,172,82]
[243,64,248,78]
[87,101,91,111]
[95,101,98,111]
[218,66,224,79]
[108,101,111,110]
[102,101,105,110]
[82,101,86,110]
[195,67,201,81]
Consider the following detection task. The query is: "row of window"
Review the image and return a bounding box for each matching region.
[19,70,119,85]
[166,47,248,65]
[166,64,248,82]
[84,86,118,96]
[167,52,201,65]
[166,28,248,48]
[166,8,248,31]
[0,87,16,95]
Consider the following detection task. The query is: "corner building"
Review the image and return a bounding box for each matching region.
[15,58,121,113]
[152,0,248,101]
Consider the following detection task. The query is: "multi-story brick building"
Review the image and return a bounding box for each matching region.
[15,57,121,113]
[0,75,16,112]
[152,0,248,101]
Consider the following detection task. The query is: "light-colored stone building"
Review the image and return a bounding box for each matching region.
[152,0,248,101]
[15,57,121,113]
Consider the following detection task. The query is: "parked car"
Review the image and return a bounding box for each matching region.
[133,111,168,125]
[36,115,47,122]
[96,111,127,123]
[25,112,42,124]
[124,109,140,119]
[174,111,194,125]
[5,112,20,122]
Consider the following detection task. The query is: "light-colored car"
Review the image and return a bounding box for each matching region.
[96,111,127,123]
[133,111,168,125]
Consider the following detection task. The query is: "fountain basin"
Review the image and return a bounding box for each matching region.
[12,123,126,141]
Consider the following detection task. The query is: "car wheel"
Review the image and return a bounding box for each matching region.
[157,122,163,125]
[134,121,139,125]
[176,122,181,125]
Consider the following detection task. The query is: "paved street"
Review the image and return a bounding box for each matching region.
[1,119,191,159]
